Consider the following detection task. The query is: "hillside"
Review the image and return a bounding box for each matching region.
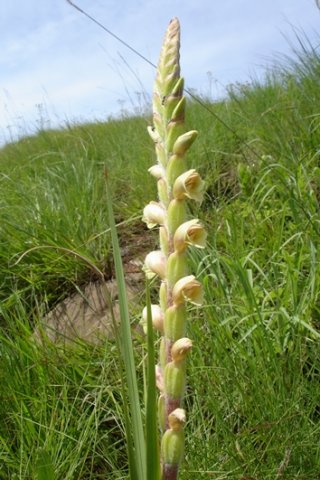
[0,40,319,479]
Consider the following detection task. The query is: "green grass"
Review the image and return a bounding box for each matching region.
[1,37,320,478]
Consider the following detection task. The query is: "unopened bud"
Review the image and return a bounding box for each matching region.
[142,304,164,332]
[171,337,193,362]
[168,408,186,431]
[148,164,165,179]
[144,251,167,279]
[147,125,161,143]
[171,96,186,123]
[143,201,166,228]
[172,130,198,156]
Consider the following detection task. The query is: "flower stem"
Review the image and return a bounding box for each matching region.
[143,17,206,480]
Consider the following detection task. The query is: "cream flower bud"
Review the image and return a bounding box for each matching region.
[142,304,164,332]
[171,337,193,363]
[168,408,186,432]
[172,130,198,156]
[148,164,165,179]
[147,125,161,143]
[144,251,167,279]
[173,219,207,253]
[172,275,203,306]
[142,201,166,228]
[173,169,204,202]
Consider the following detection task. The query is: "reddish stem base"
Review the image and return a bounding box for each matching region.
[163,463,179,480]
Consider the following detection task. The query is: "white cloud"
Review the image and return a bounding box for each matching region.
[0,0,319,145]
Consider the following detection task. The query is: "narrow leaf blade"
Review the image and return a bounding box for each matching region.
[105,172,146,480]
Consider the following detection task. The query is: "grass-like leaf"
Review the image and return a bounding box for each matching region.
[104,169,146,480]
[34,449,55,480]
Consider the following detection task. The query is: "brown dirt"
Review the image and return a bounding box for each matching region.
[33,224,157,345]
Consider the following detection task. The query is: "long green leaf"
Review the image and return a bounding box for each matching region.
[103,283,139,480]
[34,449,55,480]
[104,171,146,480]
[145,280,160,480]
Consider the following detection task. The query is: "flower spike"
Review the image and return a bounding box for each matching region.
[142,18,206,479]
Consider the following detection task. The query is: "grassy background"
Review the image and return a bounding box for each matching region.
[1,38,320,479]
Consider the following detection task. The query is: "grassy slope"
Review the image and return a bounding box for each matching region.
[0,42,320,479]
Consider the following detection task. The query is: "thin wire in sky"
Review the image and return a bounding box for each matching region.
[66,0,157,69]
[66,0,259,160]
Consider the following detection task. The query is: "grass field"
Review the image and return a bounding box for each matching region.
[1,37,320,479]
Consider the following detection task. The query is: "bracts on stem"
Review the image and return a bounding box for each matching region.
[142,18,207,480]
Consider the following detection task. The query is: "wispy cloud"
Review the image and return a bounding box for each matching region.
[0,0,319,145]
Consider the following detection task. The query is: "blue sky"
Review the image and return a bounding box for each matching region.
[1,0,319,145]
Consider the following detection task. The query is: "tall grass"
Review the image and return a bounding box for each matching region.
[0,33,320,478]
